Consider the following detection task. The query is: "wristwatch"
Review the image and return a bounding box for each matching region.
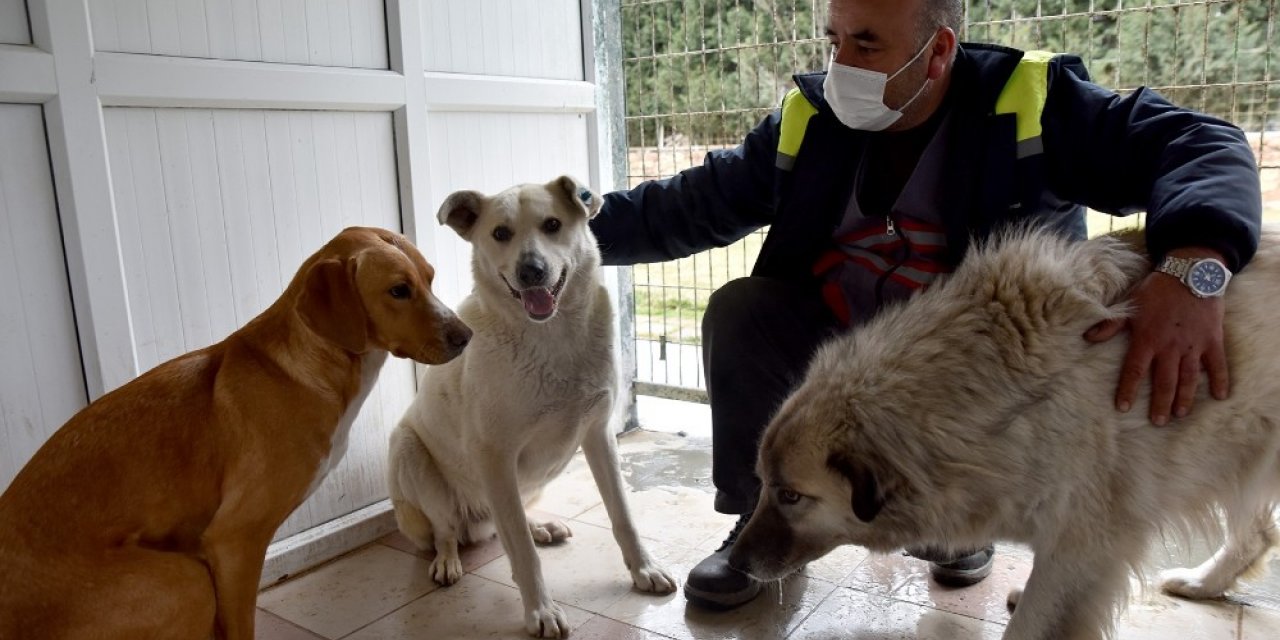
[1155,255,1232,298]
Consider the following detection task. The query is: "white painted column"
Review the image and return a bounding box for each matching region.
[28,0,138,398]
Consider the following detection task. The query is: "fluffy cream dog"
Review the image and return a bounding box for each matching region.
[387,177,676,638]
[728,225,1280,640]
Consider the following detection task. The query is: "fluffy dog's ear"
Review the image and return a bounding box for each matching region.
[828,452,885,523]
[298,257,369,354]
[552,175,603,219]
[437,190,485,240]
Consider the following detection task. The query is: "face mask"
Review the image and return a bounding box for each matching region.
[822,35,935,131]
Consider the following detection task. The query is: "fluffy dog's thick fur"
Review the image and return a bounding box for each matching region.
[729,225,1280,640]
[387,177,675,638]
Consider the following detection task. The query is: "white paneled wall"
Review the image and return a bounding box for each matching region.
[424,0,584,80]
[0,0,29,44]
[102,107,410,539]
[0,0,613,578]
[103,109,398,370]
[427,111,593,307]
[88,0,388,68]
[0,104,89,489]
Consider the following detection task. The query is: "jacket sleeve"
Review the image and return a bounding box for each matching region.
[1040,56,1262,272]
[589,110,781,266]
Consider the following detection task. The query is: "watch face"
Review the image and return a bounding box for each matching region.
[1189,260,1228,295]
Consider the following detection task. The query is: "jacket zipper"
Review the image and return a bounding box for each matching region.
[874,214,910,309]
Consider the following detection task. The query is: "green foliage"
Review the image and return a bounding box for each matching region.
[622,0,1278,144]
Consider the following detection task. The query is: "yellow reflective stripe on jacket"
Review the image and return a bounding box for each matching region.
[995,50,1055,158]
[777,88,818,170]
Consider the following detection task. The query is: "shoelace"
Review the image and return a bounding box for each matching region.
[716,511,753,552]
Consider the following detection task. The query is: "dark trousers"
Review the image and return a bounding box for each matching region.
[702,277,840,515]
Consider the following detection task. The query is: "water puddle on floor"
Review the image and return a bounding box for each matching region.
[619,438,715,493]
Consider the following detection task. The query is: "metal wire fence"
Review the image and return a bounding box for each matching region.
[621,0,1279,400]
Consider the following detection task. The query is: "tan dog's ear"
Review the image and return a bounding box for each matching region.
[552,175,603,219]
[827,452,885,523]
[437,190,486,239]
[298,258,369,354]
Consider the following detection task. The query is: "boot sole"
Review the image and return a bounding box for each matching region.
[683,581,763,610]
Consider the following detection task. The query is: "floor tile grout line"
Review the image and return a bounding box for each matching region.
[257,608,330,640]
[1237,602,1245,639]
[778,573,846,639]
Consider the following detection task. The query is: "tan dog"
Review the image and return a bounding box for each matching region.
[729,226,1280,640]
[388,177,676,638]
[0,227,471,640]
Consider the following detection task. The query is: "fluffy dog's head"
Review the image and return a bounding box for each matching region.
[729,229,1149,581]
[295,226,472,364]
[437,176,603,323]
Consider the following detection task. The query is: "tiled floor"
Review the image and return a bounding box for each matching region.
[256,399,1280,639]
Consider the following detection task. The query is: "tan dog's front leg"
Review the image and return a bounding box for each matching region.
[580,407,676,594]
[204,524,273,640]
[478,452,568,638]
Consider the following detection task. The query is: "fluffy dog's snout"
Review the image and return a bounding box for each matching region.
[517,254,549,287]
[726,545,751,575]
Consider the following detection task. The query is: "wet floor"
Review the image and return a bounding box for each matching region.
[255,397,1280,639]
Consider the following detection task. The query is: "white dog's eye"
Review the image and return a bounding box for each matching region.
[779,489,801,505]
[492,226,513,242]
[542,218,561,233]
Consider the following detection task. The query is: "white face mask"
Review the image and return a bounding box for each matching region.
[822,36,935,131]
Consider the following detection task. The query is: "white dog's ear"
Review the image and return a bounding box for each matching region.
[437,190,486,240]
[828,453,886,523]
[552,175,603,219]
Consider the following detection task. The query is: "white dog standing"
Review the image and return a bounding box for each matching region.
[728,226,1280,640]
[388,176,676,638]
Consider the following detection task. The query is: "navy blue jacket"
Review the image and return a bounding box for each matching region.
[590,43,1262,281]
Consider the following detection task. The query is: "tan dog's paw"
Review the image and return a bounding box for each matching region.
[529,520,573,545]
[1159,568,1222,599]
[630,563,678,594]
[525,601,570,638]
[429,552,463,586]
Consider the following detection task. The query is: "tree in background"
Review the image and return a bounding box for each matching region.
[622,0,1277,146]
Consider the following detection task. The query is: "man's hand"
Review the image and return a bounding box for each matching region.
[1084,248,1230,426]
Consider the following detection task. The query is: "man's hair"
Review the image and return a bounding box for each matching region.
[919,0,963,43]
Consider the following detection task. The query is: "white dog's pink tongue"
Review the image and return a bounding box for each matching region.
[522,288,555,317]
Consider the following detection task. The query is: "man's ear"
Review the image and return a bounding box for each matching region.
[436,190,486,239]
[827,452,887,523]
[552,175,603,219]
[297,257,368,354]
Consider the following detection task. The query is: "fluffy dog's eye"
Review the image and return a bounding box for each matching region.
[388,284,411,300]
[492,226,513,242]
[542,218,561,234]
[779,489,802,505]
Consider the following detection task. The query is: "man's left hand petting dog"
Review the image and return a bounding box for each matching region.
[0,227,471,640]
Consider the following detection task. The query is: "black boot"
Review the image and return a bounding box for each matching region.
[683,512,762,609]
[908,544,996,587]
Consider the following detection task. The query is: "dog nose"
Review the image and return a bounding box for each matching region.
[517,256,548,287]
[446,323,472,351]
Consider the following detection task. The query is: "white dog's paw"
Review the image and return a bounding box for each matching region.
[429,553,463,586]
[529,520,573,545]
[630,563,678,594]
[1160,568,1223,600]
[1006,587,1022,610]
[525,602,570,638]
